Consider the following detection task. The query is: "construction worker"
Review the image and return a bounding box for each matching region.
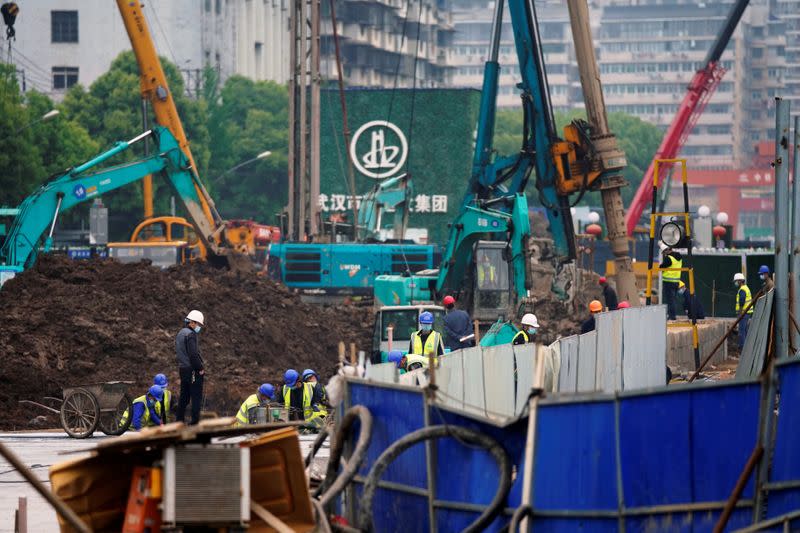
[513,313,540,345]
[618,301,631,309]
[734,273,754,348]
[679,281,705,320]
[759,265,774,293]
[387,350,405,373]
[175,309,205,426]
[660,246,683,320]
[302,368,328,407]
[282,369,325,428]
[235,383,275,426]
[442,295,474,350]
[153,373,171,424]
[581,300,603,334]
[130,385,165,431]
[598,277,618,311]
[477,254,496,288]
[409,311,444,357]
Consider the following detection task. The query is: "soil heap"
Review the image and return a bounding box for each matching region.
[0,256,372,430]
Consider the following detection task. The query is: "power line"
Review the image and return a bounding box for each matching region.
[144,0,180,68]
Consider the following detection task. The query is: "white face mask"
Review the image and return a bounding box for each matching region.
[194,326,202,334]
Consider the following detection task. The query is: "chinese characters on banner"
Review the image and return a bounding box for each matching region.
[318,193,448,213]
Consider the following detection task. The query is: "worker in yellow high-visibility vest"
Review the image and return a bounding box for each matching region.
[477,254,497,289]
[408,311,444,361]
[235,383,276,426]
[734,273,754,349]
[660,245,683,320]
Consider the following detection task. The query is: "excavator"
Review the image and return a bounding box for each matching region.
[111,0,278,265]
[371,0,634,353]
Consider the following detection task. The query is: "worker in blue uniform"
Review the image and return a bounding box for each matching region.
[131,385,164,431]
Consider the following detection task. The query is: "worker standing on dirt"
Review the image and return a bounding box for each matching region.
[734,273,754,348]
[131,385,165,431]
[679,281,705,320]
[409,311,444,357]
[598,277,618,311]
[175,309,205,426]
[282,369,326,429]
[759,265,774,293]
[153,373,171,423]
[660,246,683,321]
[581,300,603,334]
[442,295,474,350]
[513,313,540,345]
[302,369,329,407]
[235,383,275,426]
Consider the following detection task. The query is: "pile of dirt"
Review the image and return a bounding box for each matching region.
[0,256,372,430]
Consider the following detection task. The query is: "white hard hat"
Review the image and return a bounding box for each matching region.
[521,313,540,328]
[186,310,205,325]
[733,273,746,282]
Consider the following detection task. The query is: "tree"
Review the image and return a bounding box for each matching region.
[207,76,289,222]
[492,108,664,206]
[62,52,210,238]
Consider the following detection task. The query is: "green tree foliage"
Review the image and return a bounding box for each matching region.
[62,51,210,238]
[493,107,664,206]
[206,76,288,221]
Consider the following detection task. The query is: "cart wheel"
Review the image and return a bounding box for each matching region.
[98,394,133,436]
[60,388,100,438]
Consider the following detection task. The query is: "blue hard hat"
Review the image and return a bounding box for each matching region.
[419,311,434,325]
[302,368,317,381]
[153,373,168,387]
[284,369,300,386]
[148,385,164,401]
[387,350,404,367]
[759,265,770,275]
[258,383,275,400]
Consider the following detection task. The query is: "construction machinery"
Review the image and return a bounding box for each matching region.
[0,127,244,272]
[624,0,750,236]
[373,0,635,329]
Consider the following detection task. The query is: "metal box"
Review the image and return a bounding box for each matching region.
[162,445,250,527]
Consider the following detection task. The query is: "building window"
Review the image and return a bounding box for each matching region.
[52,66,78,89]
[51,11,78,43]
[205,0,212,11]
[215,0,222,14]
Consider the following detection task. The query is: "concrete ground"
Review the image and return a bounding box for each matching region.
[0,430,328,533]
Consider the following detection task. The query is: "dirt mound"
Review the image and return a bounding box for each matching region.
[0,256,372,430]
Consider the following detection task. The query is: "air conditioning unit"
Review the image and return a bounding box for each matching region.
[162,445,250,528]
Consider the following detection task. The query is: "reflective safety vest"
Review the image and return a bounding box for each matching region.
[410,330,443,356]
[282,383,326,422]
[512,330,529,344]
[478,264,496,285]
[736,284,754,314]
[663,255,682,283]
[161,389,172,423]
[121,395,163,429]
[235,394,262,426]
[405,353,433,371]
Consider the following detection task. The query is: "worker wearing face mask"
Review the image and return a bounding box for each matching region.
[175,309,205,426]
[513,313,540,344]
[758,265,774,293]
[407,311,444,370]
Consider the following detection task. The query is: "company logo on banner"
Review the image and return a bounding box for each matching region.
[349,120,408,180]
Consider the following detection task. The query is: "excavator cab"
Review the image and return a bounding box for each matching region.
[471,241,512,323]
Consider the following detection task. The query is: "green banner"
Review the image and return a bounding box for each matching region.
[319,88,482,244]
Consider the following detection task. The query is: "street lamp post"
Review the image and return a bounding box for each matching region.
[212,151,272,184]
[16,109,60,134]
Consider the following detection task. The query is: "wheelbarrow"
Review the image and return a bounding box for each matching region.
[20,381,134,438]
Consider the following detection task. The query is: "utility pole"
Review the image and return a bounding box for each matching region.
[566,0,639,304]
[287,0,321,241]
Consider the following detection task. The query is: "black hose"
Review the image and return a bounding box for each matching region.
[509,504,534,532]
[316,405,373,509]
[357,425,512,533]
[305,426,330,468]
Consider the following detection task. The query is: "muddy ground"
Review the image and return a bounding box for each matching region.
[0,256,372,429]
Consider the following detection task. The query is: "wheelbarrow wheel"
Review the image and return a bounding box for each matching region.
[99,394,133,436]
[60,388,100,438]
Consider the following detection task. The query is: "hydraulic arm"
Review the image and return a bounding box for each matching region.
[0,128,214,269]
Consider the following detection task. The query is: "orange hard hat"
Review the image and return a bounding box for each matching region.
[443,295,455,306]
[589,300,603,313]
[618,301,630,309]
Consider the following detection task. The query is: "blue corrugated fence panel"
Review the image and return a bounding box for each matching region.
[690,382,761,502]
[348,382,427,487]
[620,391,693,506]
[533,400,617,510]
[531,518,618,532]
[625,508,751,533]
[354,484,430,533]
[435,509,508,533]
[766,360,800,518]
